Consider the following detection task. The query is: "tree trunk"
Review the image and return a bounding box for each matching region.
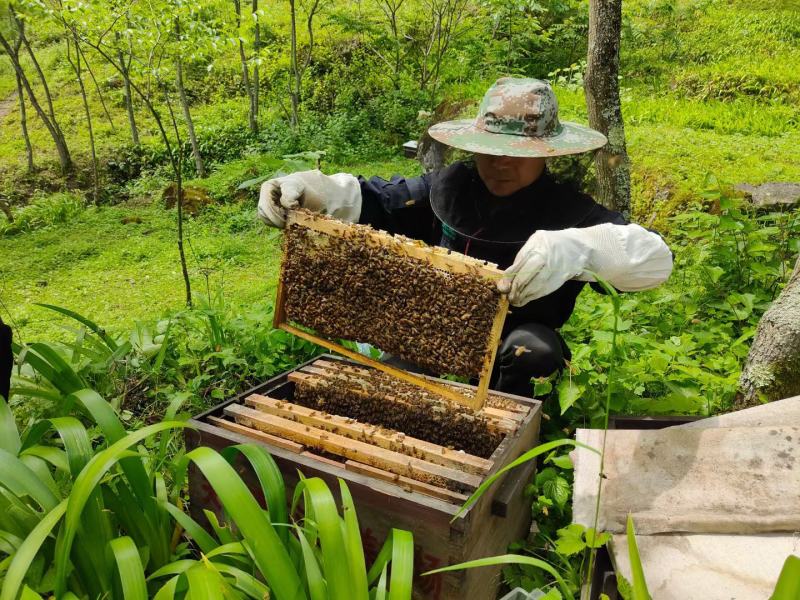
[0,30,72,172]
[234,0,257,134]
[252,0,260,132]
[175,51,206,178]
[289,0,300,127]
[584,0,631,219]
[116,29,139,145]
[79,45,115,130]
[67,35,100,202]
[15,74,33,172]
[736,256,800,408]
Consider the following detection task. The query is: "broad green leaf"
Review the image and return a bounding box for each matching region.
[556,377,583,415]
[626,515,651,600]
[0,398,20,455]
[554,524,586,556]
[54,421,189,597]
[770,555,800,600]
[388,529,413,600]
[423,554,571,599]
[542,476,570,508]
[0,500,67,600]
[109,536,148,600]
[453,439,596,520]
[584,528,611,549]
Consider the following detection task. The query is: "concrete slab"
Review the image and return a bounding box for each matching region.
[611,533,800,600]
[571,426,800,534]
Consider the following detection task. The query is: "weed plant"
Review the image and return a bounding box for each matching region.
[0,387,413,598]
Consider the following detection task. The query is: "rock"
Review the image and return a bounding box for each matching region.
[735,182,800,208]
[162,184,213,216]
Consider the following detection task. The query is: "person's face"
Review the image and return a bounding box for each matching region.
[474,154,546,197]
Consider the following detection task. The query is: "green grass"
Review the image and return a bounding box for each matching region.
[0,201,277,341]
[0,156,420,341]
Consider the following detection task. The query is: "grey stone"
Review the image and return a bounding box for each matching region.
[571,425,800,534]
[735,182,800,208]
[611,533,799,599]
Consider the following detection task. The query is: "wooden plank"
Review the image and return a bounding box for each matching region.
[278,322,481,410]
[301,451,346,470]
[207,416,304,453]
[474,294,510,409]
[345,460,469,505]
[245,393,493,475]
[224,404,482,492]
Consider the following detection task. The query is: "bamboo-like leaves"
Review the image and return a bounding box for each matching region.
[109,536,149,600]
[182,446,306,600]
[424,554,572,599]
[453,439,596,520]
[626,514,651,600]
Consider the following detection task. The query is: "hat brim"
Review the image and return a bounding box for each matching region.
[428,119,607,158]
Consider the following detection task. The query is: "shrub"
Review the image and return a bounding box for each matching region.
[0,192,85,236]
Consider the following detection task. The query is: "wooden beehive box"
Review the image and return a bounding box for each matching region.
[187,355,542,600]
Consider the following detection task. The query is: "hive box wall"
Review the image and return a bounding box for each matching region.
[186,355,541,600]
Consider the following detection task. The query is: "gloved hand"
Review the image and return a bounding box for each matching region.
[257,170,362,228]
[497,223,673,306]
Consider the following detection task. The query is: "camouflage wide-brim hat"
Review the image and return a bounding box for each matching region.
[428,77,607,158]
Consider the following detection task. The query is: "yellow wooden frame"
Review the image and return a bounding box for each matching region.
[273,210,509,411]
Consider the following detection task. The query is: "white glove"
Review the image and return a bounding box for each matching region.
[497,223,673,306]
[257,170,362,228]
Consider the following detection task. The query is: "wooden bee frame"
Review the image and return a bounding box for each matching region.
[273,210,509,411]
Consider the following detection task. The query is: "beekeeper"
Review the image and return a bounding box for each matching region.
[258,77,672,396]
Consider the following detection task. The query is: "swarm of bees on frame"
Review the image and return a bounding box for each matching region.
[292,368,503,458]
[282,213,503,378]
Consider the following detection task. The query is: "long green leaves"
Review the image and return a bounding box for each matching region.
[54,420,189,596]
[1,383,414,600]
[0,500,67,600]
[454,439,597,520]
[182,446,306,600]
[626,515,651,600]
[770,555,800,600]
[109,536,149,600]
[425,554,572,599]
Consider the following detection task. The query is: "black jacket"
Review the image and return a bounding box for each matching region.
[358,161,627,331]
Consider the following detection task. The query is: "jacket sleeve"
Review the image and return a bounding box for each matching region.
[576,196,673,293]
[357,173,438,241]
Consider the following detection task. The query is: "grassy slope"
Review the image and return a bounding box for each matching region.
[1,0,799,341]
[0,156,415,341]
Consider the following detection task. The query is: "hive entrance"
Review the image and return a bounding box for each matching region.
[211,358,533,502]
[273,210,509,410]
